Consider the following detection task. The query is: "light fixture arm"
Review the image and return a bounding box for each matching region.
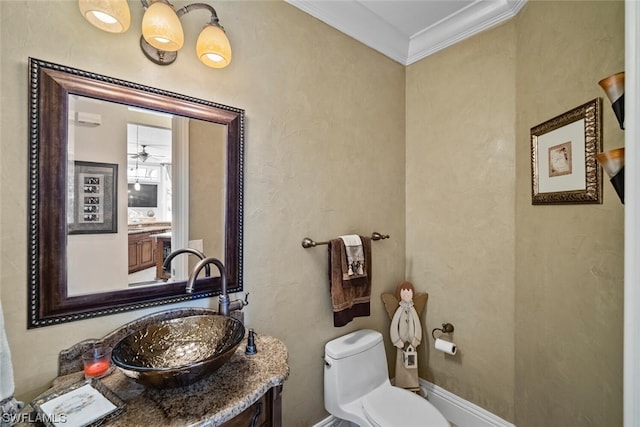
[175,3,222,28]
[138,0,228,66]
[140,1,221,27]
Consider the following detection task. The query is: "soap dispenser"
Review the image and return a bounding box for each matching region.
[245,328,257,355]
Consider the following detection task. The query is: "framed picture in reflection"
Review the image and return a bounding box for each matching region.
[68,161,118,234]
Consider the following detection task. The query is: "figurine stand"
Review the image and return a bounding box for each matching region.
[381,281,428,391]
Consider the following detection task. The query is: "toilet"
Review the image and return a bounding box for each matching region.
[324,329,450,427]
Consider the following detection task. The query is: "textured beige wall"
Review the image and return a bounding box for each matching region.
[0,1,405,425]
[406,21,517,421]
[514,1,624,426]
[190,120,225,267]
[406,1,624,424]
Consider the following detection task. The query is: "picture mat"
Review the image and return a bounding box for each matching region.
[537,119,586,193]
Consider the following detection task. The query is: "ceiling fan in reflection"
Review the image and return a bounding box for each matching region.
[129,145,163,162]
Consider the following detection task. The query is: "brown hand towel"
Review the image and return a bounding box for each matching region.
[328,236,372,327]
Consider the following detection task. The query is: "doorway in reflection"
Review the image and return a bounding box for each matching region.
[126,123,173,285]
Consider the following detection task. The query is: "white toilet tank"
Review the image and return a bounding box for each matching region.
[324,329,390,414]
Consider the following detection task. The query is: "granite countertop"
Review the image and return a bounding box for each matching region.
[18,334,288,427]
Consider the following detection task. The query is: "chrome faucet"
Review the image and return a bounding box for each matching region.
[186,257,248,316]
[162,248,210,278]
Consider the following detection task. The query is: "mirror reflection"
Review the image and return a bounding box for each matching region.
[66,95,226,295]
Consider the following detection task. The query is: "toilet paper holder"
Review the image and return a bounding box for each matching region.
[431,323,454,340]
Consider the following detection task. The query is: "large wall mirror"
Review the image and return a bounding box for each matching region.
[28,58,244,328]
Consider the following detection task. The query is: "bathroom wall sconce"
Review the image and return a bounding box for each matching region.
[596,72,625,204]
[597,148,624,203]
[78,0,232,68]
[599,72,625,129]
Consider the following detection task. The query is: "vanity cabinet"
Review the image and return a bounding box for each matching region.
[18,320,288,427]
[221,385,283,427]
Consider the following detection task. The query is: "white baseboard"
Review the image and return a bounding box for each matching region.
[313,379,514,427]
[311,417,333,427]
[312,417,355,427]
[420,379,515,427]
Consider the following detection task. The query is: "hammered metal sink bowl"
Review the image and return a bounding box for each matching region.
[112,314,245,388]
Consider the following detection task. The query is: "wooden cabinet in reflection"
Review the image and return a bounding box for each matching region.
[128,226,171,274]
[155,234,172,280]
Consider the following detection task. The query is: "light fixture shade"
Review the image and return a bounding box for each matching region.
[196,24,232,68]
[78,0,130,33]
[596,147,624,178]
[142,1,184,52]
[598,72,625,129]
[596,147,625,204]
[599,72,625,103]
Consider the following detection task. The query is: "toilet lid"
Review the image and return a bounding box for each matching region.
[362,386,449,427]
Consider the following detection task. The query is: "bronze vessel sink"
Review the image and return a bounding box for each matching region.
[112,314,245,388]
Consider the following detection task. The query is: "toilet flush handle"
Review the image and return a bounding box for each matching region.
[322,355,331,367]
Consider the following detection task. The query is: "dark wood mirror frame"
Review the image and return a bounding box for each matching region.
[28,58,244,328]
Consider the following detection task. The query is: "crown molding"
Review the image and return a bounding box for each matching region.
[286,0,527,66]
[286,0,409,64]
[407,0,527,64]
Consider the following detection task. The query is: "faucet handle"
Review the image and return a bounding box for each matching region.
[228,293,249,313]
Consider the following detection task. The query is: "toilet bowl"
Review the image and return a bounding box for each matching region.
[324,329,449,427]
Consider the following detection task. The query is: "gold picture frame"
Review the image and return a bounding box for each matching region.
[531,98,602,205]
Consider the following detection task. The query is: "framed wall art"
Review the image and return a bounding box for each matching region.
[531,98,602,205]
[68,161,118,234]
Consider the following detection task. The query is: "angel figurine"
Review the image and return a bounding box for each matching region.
[381,281,428,391]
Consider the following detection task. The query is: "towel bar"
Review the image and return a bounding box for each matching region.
[301,232,390,249]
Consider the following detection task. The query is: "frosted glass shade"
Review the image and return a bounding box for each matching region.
[196,25,232,68]
[598,72,625,104]
[599,72,625,129]
[79,0,130,33]
[142,1,184,52]
[596,147,625,178]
